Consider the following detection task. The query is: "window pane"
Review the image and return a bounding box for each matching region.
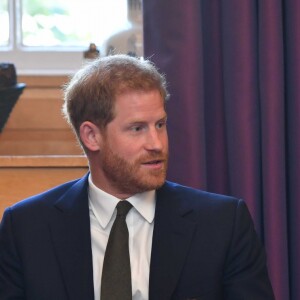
[21,0,140,49]
[0,0,9,46]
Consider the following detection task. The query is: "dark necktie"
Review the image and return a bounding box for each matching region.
[101,201,133,300]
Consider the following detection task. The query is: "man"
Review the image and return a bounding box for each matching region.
[0,55,274,299]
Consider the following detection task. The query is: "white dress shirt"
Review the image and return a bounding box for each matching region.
[88,175,156,300]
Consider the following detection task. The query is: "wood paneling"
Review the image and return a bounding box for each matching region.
[18,75,70,88]
[0,76,88,219]
[0,75,82,155]
[0,155,88,219]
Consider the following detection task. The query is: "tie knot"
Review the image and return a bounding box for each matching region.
[116,201,132,217]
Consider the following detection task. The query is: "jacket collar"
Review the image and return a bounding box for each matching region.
[50,173,95,300]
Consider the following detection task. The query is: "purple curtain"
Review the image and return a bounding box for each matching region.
[143,1,300,299]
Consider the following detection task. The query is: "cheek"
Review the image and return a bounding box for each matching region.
[126,147,143,161]
[116,140,143,160]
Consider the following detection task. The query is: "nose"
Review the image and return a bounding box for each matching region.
[145,128,164,152]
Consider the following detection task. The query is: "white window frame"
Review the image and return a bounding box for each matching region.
[0,0,142,75]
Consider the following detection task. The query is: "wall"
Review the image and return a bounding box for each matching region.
[0,76,88,218]
[0,75,82,155]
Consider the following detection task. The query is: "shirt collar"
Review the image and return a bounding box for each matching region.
[88,175,156,228]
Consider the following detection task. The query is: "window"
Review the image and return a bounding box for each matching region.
[0,0,9,47]
[0,0,143,74]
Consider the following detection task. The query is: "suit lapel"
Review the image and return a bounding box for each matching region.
[149,182,198,300]
[49,174,95,300]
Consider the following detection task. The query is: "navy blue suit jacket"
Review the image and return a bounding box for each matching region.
[0,174,274,299]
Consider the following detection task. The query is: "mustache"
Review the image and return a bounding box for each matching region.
[137,151,168,163]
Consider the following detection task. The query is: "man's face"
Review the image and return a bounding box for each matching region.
[97,89,168,198]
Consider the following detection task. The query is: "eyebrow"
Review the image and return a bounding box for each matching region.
[127,114,167,125]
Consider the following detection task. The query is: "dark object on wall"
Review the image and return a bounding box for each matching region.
[0,63,17,88]
[83,43,100,60]
[0,63,26,133]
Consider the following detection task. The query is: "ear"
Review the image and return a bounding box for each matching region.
[79,121,103,151]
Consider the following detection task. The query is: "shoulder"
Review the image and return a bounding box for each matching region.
[0,174,90,249]
[157,181,251,223]
[159,181,241,208]
[158,181,255,243]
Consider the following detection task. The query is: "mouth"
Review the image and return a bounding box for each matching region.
[142,159,165,169]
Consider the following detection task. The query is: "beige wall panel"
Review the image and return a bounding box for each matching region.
[0,129,82,155]
[0,75,82,155]
[0,156,88,219]
[4,89,68,129]
[18,75,69,88]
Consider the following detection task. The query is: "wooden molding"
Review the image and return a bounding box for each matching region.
[18,75,70,88]
[0,155,88,168]
[0,155,88,219]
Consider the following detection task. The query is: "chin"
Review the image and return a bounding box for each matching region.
[137,176,166,191]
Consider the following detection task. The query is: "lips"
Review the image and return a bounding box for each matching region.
[139,153,168,170]
[143,160,164,165]
[140,158,167,171]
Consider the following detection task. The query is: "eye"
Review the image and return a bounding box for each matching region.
[156,120,167,129]
[131,125,143,132]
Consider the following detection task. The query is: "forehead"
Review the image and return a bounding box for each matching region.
[114,90,166,116]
